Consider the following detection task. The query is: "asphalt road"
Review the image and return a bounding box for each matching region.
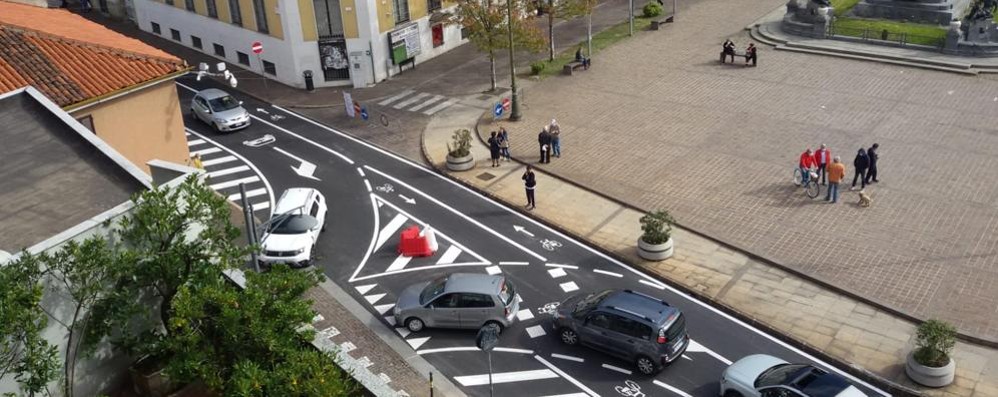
[174,77,888,397]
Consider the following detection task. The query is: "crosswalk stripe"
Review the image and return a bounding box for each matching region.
[187,139,206,146]
[378,89,415,106]
[436,246,462,265]
[393,92,431,109]
[251,201,270,211]
[408,95,444,111]
[365,293,386,305]
[454,369,558,386]
[422,98,458,115]
[227,188,266,201]
[201,155,237,167]
[210,176,261,191]
[207,165,250,178]
[386,254,413,272]
[190,147,222,156]
[375,214,408,252]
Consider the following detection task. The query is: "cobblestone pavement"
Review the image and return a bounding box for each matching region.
[495,0,998,341]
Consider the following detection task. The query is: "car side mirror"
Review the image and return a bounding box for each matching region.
[206,108,213,114]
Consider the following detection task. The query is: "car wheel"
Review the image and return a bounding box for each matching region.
[405,317,425,332]
[483,321,504,335]
[559,328,579,345]
[723,390,743,397]
[635,356,657,376]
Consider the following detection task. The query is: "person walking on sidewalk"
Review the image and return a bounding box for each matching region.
[799,148,816,187]
[865,143,880,184]
[825,156,845,203]
[499,126,511,161]
[538,126,552,164]
[814,144,831,185]
[851,148,869,191]
[488,131,502,167]
[523,165,537,210]
[549,119,562,158]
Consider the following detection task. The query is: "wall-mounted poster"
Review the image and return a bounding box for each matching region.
[318,37,350,80]
[389,23,421,64]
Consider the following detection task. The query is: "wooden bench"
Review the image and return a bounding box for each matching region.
[719,50,746,64]
[563,60,590,76]
[650,14,674,30]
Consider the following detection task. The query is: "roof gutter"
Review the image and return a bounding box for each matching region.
[64,67,192,113]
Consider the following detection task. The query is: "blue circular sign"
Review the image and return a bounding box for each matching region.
[494,102,504,118]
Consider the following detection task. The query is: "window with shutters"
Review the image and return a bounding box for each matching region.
[229,0,242,26]
[253,0,269,33]
[393,0,409,23]
[205,0,218,18]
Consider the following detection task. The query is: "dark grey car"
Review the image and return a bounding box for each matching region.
[190,88,251,132]
[551,289,689,375]
[393,273,520,333]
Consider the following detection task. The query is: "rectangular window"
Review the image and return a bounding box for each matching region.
[262,60,276,75]
[428,0,441,11]
[237,51,250,66]
[185,0,195,11]
[252,0,269,33]
[151,22,161,34]
[76,115,95,133]
[213,43,226,57]
[191,36,203,49]
[393,0,409,23]
[432,23,444,48]
[170,29,181,42]
[206,0,218,17]
[312,0,344,38]
[461,27,469,39]
[228,0,242,26]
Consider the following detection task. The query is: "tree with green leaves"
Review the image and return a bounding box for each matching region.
[163,265,357,396]
[456,0,546,91]
[563,0,598,58]
[539,0,571,60]
[1,254,59,397]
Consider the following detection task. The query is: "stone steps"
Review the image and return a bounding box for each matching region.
[774,44,980,74]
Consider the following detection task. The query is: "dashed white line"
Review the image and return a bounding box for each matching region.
[601,363,632,375]
[593,269,624,278]
[550,353,584,363]
[545,263,578,269]
[200,155,237,167]
[548,268,567,278]
[639,279,666,290]
[525,325,546,338]
[533,356,599,397]
[560,281,579,293]
[454,369,558,386]
[654,380,694,397]
[499,261,529,266]
[207,165,251,178]
[357,168,366,177]
[364,179,372,192]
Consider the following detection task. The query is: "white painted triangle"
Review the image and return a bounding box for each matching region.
[396,327,411,338]
[355,284,377,295]
[436,245,462,265]
[365,293,386,305]
[384,316,397,326]
[407,337,430,350]
[375,199,492,266]
[375,303,395,314]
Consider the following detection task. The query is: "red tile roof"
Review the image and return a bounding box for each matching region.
[0,1,186,107]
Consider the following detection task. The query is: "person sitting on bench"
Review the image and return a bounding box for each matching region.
[721,39,736,63]
[575,47,591,69]
[744,42,757,66]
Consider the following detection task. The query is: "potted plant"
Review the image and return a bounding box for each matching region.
[446,129,476,171]
[638,210,675,261]
[905,319,957,387]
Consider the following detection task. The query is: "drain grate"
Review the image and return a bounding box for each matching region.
[477,172,496,181]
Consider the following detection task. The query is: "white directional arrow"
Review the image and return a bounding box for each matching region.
[513,225,535,237]
[398,194,416,205]
[256,108,270,115]
[273,147,320,181]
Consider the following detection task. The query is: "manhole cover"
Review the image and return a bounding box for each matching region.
[477,172,496,181]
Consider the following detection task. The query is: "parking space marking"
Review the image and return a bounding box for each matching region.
[207,165,250,178]
[550,354,584,363]
[516,309,534,321]
[374,303,395,315]
[548,268,568,278]
[201,155,237,167]
[533,356,599,397]
[406,337,430,350]
[485,265,502,275]
[386,254,413,272]
[375,214,409,252]
[639,279,666,290]
[364,293,386,305]
[601,363,632,375]
[436,245,463,265]
[525,325,547,338]
[355,284,377,294]
[560,281,579,293]
[454,369,558,386]
[593,269,623,278]
[545,263,578,269]
[653,380,694,397]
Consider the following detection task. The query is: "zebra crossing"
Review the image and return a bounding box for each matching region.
[186,129,274,217]
[376,89,460,115]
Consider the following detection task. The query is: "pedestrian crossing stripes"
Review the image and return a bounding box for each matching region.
[201,155,237,167]
[185,128,273,219]
[408,95,443,112]
[393,92,430,109]
[422,98,458,115]
[207,165,250,178]
[375,91,458,115]
[378,89,415,106]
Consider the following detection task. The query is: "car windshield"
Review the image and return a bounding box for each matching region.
[266,214,317,235]
[572,290,614,315]
[498,278,516,305]
[756,364,810,388]
[208,95,240,112]
[419,276,448,305]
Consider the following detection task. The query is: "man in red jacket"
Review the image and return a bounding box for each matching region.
[799,148,816,186]
[814,144,831,185]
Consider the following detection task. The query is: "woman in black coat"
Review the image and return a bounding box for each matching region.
[851,148,869,190]
[488,131,502,167]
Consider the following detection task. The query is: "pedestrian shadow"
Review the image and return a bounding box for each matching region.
[744,182,828,208]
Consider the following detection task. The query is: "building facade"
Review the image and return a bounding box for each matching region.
[133,0,465,89]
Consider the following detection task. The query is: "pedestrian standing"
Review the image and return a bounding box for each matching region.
[721,39,735,63]
[488,131,501,167]
[865,143,880,184]
[825,156,845,203]
[814,144,831,185]
[190,153,204,170]
[538,126,552,164]
[499,126,511,161]
[522,165,537,210]
[549,119,561,158]
[851,148,868,191]
[744,43,757,66]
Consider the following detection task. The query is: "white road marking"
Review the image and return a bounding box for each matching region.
[548,268,567,278]
[318,325,339,338]
[485,265,501,275]
[378,89,415,106]
[365,293,386,305]
[545,263,578,269]
[639,279,666,290]
[375,214,409,252]
[495,347,535,354]
[653,380,694,397]
[687,339,732,365]
[227,188,266,201]
[601,363,631,375]
[357,262,492,281]
[379,373,391,383]
[533,355,599,397]
[185,128,274,216]
[357,167,366,177]
[386,254,413,272]
[516,309,534,321]
[351,195,381,283]
[364,179,372,192]
[417,346,534,355]
[251,201,270,211]
[190,147,222,156]
[374,303,395,315]
[384,316,396,326]
[406,337,430,350]
[393,92,430,109]
[454,369,558,386]
[408,94,443,111]
[395,327,411,338]
[525,325,546,338]
[187,139,206,146]
[560,281,579,293]
[210,175,261,190]
[422,98,458,115]
[200,155,237,167]
[499,261,529,266]
[355,284,377,294]
[550,354,584,363]
[682,354,692,361]
[436,245,462,265]
[593,269,623,278]
[207,165,251,178]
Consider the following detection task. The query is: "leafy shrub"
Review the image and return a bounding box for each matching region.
[643,2,663,18]
[530,61,546,75]
[640,210,674,245]
[913,319,957,367]
[447,129,473,157]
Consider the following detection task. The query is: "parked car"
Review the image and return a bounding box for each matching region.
[394,273,520,333]
[190,88,251,132]
[720,354,867,397]
[550,289,689,375]
[258,188,327,268]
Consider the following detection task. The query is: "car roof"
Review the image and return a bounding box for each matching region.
[599,289,679,326]
[274,188,319,214]
[197,88,232,99]
[444,273,504,295]
[796,369,853,397]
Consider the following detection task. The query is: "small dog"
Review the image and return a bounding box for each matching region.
[858,190,872,207]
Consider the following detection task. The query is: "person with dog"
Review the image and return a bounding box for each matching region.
[799,148,816,187]
[851,148,869,191]
[814,144,831,185]
[721,39,736,63]
[865,143,880,184]
[826,156,846,203]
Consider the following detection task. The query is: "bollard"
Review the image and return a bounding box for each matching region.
[429,371,434,397]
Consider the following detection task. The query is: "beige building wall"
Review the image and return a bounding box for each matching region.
[340,0,359,38]
[298,0,318,40]
[70,81,190,175]
[376,0,395,33]
[409,0,427,22]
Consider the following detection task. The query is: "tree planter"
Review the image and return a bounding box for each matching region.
[446,153,476,172]
[638,237,674,261]
[905,352,955,387]
[130,356,179,397]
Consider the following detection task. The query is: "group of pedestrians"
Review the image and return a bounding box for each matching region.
[538,119,561,163]
[487,126,512,167]
[721,39,758,67]
[798,143,881,204]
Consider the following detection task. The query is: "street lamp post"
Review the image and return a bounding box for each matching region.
[629,0,634,36]
[507,0,522,121]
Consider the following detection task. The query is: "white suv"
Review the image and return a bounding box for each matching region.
[258,188,327,268]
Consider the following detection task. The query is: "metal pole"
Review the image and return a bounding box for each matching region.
[488,351,494,397]
[629,0,634,36]
[239,183,261,272]
[673,0,677,20]
[508,0,521,121]
[429,371,434,397]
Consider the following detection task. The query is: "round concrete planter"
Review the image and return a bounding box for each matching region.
[446,153,475,172]
[638,237,674,261]
[905,352,955,387]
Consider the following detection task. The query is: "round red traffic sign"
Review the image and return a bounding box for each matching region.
[251,41,263,54]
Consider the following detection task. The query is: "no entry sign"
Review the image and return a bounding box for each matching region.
[251,41,263,54]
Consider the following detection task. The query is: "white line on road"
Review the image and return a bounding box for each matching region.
[207,165,250,178]
[435,245,462,265]
[187,139,206,146]
[375,214,409,252]
[355,284,377,294]
[210,175,261,191]
[601,363,631,375]
[533,356,599,397]
[499,261,529,266]
[516,309,534,321]
[550,354,584,363]
[251,201,270,211]
[378,89,415,106]
[417,347,534,355]
[422,98,458,115]
[560,281,579,293]
[454,369,558,386]
[364,179,372,192]
[653,380,694,397]
[190,147,222,156]
[350,195,381,282]
[364,293,386,305]
[357,168,365,177]
[408,94,443,111]
[186,128,274,216]
[227,188,266,201]
[354,262,492,282]
[593,269,623,278]
[386,254,413,272]
[545,263,578,269]
[687,339,732,365]
[393,92,430,109]
[639,279,666,290]
[200,155,237,167]
[374,303,395,315]
[485,265,502,275]
[407,337,430,350]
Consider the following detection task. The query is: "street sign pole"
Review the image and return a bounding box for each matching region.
[488,350,494,397]
[629,0,634,36]
[476,323,500,397]
[239,183,260,272]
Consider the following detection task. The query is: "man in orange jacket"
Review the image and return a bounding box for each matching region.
[825,156,846,203]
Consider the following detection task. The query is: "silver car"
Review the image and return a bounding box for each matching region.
[190,88,251,132]
[720,354,867,397]
[393,273,520,333]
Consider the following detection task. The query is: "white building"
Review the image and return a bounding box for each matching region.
[133,0,466,88]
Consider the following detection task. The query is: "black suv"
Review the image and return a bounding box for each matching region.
[550,289,689,375]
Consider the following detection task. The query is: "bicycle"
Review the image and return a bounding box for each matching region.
[793,167,821,199]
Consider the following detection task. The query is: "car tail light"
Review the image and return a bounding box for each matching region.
[504,306,510,317]
[657,328,667,344]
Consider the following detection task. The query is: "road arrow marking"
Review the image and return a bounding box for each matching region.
[273,147,320,180]
[256,108,270,114]
[514,225,534,237]
[398,194,416,204]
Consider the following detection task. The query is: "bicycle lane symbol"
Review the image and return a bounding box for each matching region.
[615,380,645,397]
